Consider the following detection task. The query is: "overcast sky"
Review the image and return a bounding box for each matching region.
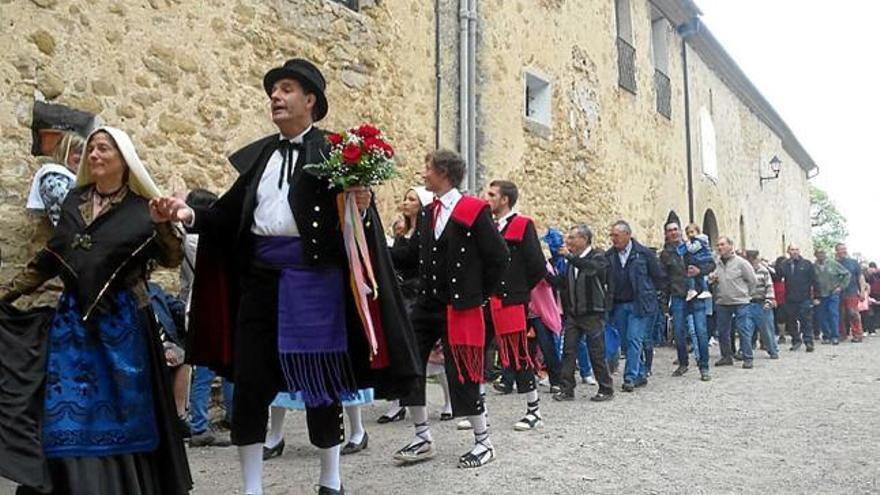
[698,0,880,260]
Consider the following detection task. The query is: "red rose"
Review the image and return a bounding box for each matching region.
[381,141,395,158]
[342,143,362,164]
[363,136,383,151]
[327,133,343,146]
[356,124,381,139]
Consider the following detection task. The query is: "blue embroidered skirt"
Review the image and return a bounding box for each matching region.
[42,290,158,458]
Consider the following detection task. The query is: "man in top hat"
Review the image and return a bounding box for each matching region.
[153,59,420,495]
[391,149,509,468]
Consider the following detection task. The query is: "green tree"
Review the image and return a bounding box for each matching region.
[811,185,848,252]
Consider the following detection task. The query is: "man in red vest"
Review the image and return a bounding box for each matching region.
[482,180,548,430]
[391,150,509,468]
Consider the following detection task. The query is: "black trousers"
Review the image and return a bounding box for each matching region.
[231,266,344,449]
[485,306,536,394]
[559,314,613,395]
[399,300,484,417]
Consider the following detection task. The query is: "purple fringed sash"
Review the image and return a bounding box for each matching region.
[254,236,357,407]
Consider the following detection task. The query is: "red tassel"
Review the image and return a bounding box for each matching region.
[496,331,535,371]
[449,345,484,384]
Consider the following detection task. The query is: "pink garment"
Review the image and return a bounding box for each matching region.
[528,263,563,334]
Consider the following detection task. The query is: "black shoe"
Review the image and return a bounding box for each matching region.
[778,336,786,344]
[700,369,711,381]
[742,360,753,369]
[263,439,285,460]
[178,417,191,439]
[341,432,368,455]
[317,485,344,495]
[622,382,634,392]
[549,385,562,394]
[552,390,575,402]
[733,352,744,361]
[590,392,613,402]
[805,343,815,352]
[790,341,802,352]
[769,354,779,360]
[492,381,514,395]
[821,338,831,345]
[634,378,648,388]
[672,365,689,377]
[832,339,839,346]
[715,356,734,366]
[377,408,406,424]
[440,412,454,421]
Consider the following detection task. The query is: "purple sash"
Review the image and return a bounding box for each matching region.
[254,236,357,407]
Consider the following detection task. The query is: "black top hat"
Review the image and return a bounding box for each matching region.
[263,58,328,122]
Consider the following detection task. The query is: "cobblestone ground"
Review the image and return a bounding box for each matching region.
[4,338,880,494]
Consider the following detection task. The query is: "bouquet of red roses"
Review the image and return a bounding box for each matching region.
[305,123,398,359]
[305,123,397,188]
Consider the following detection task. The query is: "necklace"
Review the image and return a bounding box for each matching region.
[95,185,124,200]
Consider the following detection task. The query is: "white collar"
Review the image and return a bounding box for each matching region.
[279,125,312,144]
[496,210,516,229]
[579,246,592,258]
[436,188,462,209]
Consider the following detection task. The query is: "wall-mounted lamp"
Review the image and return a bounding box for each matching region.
[760,155,782,189]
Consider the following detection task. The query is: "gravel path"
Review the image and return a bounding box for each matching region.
[4,338,879,494]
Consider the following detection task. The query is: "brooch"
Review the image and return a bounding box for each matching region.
[72,233,94,251]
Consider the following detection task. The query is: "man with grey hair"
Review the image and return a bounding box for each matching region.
[553,224,613,402]
[711,236,758,368]
[606,220,665,392]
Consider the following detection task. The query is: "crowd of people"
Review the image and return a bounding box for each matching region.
[0,57,876,495]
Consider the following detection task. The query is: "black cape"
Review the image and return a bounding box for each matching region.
[0,301,54,492]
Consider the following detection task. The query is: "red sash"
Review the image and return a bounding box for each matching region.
[445,195,490,383]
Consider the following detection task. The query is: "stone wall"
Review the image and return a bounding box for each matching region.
[0,0,814,289]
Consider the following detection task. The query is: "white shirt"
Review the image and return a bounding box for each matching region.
[433,188,462,240]
[495,210,516,232]
[251,126,312,237]
[573,246,593,278]
[617,240,633,266]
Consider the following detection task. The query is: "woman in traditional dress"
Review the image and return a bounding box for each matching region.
[378,186,453,424]
[0,127,192,495]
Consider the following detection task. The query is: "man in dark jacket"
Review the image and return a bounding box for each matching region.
[483,180,549,430]
[781,244,817,352]
[553,224,614,402]
[660,222,716,381]
[391,149,509,469]
[606,220,665,392]
[155,58,420,495]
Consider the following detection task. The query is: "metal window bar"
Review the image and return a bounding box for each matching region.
[617,37,637,94]
[331,0,358,10]
[655,69,671,118]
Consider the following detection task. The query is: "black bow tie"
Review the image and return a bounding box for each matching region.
[277,140,305,189]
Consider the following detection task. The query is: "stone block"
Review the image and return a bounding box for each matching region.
[30,30,56,56]
[36,70,64,99]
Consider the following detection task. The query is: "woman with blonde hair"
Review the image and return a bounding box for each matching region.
[26,131,86,227]
[1,127,192,494]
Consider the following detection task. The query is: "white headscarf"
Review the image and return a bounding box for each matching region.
[409,186,434,207]
[77,126,162,200]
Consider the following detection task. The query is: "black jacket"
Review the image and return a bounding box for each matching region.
[392,196,509,310]
[556,248,610,317]
[497,214,546,305]
[186,128,422,398]
[191,127,343,269]
[659,241,717,298]
[781,257,816,303]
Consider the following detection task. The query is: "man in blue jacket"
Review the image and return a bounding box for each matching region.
[606,220,665,392]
